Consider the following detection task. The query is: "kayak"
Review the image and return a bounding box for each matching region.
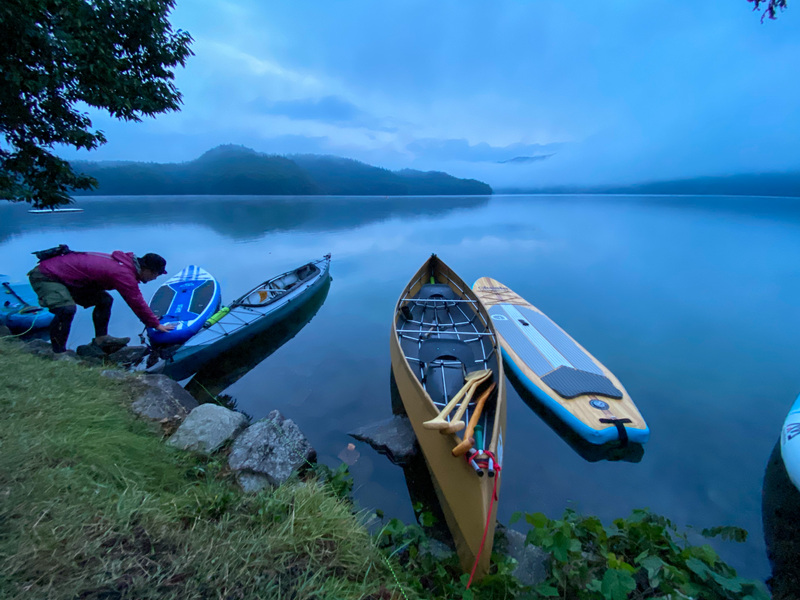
[390,254,506,581]
[184,276,331,401]
[0,276,54,334]
[781,393,800,492]
[154,255,331,380]
[147,266,222,345]
[473,277,648,445]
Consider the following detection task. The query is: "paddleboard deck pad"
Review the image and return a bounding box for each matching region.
[147,266,221,345]
[473,277,648,445]
[781,393,800,492]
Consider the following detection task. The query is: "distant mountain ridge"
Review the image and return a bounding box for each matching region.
[499,172,800,197]
[72,145,492,196]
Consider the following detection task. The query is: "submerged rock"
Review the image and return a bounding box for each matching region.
[228,410,316,491]
[130,374,198,422]
[168,403,249,455]
[500,527,549,587]
[348,415,418,465]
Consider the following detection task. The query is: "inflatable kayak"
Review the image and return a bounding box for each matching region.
[0,275,54,334]
[781,393,800,492]
[473,277,649,445]
[147,266,222,345]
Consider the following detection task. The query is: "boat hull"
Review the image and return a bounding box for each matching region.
[161,256,331,380]
[473,277,648,445]
[390,255,506,580]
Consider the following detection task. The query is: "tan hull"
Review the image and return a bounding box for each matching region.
[390,257,507,579]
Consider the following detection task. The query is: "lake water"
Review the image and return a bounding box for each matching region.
[2,193,800,582]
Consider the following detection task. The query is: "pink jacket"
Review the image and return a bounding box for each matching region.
[39,250,161,328]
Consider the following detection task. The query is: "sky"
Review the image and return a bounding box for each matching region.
[59,0,800,190]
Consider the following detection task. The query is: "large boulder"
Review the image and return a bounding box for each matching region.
[228,410,316,491]
[129,374,198,422]
[168,404,249,455]
[348,415,418,465]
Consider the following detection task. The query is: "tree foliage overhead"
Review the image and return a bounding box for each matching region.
[0,0,192,208]
[748,0,789,21]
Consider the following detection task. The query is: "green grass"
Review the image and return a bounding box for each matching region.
[0,338,771,600]
[0,339,403,600]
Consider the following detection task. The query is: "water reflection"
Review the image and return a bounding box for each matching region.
[0,195,491,243]
[506,368,645,463]
[389,371,453,547]
[184,277,331,402]
[761,436,800,599]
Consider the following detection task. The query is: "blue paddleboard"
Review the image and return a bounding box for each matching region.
[147,266,221,345]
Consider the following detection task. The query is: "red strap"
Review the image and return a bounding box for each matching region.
[465,451,502,589]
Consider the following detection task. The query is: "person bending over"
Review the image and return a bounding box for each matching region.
[28,250,174,353]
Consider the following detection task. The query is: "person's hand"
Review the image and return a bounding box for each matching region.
[156,323,176,332]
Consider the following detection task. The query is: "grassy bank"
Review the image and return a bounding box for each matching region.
[0,338,775,599]
[0,339,404,599]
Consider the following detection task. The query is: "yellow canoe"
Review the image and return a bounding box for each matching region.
[389,255,506,580]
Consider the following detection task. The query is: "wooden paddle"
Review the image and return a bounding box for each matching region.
[422,369,491,430]
[439,376,492,434]
[452,382,496,457]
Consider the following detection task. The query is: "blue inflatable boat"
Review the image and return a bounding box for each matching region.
[147,266,222,345]
[0,275,54,334]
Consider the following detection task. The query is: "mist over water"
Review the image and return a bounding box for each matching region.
[3,193,799,581]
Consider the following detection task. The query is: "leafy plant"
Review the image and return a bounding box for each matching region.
[510,508,770,600]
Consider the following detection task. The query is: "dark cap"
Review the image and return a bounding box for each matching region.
[139,253,167,275]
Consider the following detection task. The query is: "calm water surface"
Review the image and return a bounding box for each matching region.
[3,193,800,581]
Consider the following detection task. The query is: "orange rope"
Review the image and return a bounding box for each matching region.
[465,451,501,589]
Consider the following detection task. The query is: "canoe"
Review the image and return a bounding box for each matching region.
[389,254,506,581]
[473,277,648,445]
[781,393,800,492]
[147,266,222,345]
[0,276,54,334]
[153,255,331,380]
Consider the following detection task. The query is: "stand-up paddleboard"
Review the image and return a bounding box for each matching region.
[28,207,84,213]
[147,266,221,345]
[473,277,649,445]
[0,275,54,334]
[781,393,800,492]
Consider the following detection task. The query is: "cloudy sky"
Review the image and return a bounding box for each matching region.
[60,0,800,189]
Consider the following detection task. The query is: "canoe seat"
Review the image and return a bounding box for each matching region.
[418,339,476,369]
[541,366,623,399]
[419,339,479,404]
[416,284,458,301]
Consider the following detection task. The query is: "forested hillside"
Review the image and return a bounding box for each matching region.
[72,145,492,196]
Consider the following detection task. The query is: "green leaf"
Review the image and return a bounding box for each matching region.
[534,584,560,597]
[526,511,550,529]
[685,557,711,580]
[640,555,666,585]
[600,568,637,600]
[710,571,743,593]
[701,525,748,543]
